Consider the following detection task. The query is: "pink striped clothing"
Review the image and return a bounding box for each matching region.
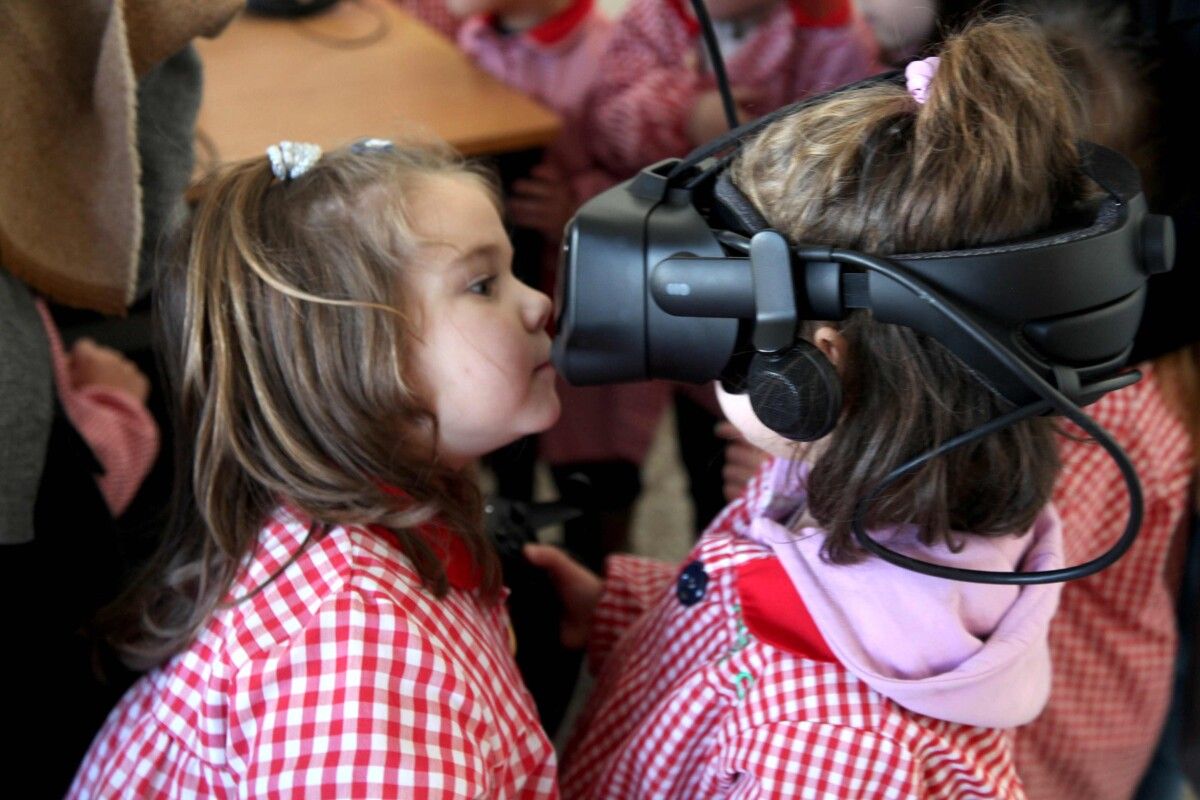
[69,505,558,799]
[1015,364,1194,800]
[34,300,158,517]
[561,465,1045,798]
[585,0,882,179]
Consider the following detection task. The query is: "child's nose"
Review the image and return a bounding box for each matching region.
[522,285,553,332]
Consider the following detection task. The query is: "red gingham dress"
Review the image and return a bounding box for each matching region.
[560,473,1027,799]
[68,506,559,799]
[1015,364,1194,800]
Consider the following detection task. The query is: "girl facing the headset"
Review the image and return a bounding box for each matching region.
[529,17,1096,798]
[70,141,563,798]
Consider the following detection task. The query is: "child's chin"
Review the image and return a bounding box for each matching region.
[538,395,563,432]
[519,396,563,439]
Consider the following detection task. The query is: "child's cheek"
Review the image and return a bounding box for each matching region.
[715,384,796,459]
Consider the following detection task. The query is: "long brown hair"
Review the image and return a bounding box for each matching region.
[731,17,1089,562]
[106,142,503,669]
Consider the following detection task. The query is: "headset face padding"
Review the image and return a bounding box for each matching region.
[747,341,842,441]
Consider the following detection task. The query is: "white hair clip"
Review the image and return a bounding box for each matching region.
[351,137,396,154]
[266,140,322,181]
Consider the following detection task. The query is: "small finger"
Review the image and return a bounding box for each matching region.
[523,542,564,568]
[71,337,99,356]
[714,421,742,441]
[511,182,557,201]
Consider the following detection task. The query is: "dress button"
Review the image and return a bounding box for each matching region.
[676,560,708,606]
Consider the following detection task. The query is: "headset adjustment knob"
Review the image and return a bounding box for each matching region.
[1141,214,1175,276]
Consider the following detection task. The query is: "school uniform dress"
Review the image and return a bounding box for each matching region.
[68,506,558,799]
[1015,366,1195,800]
[583,0,882,180]
[459,0,667,470]
[561,458,1064,799]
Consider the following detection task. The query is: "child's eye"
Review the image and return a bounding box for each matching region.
[468,276,496,296]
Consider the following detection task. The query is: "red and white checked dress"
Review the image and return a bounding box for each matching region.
[69,505,559,799]
[560,475,1028,799]
[1015,364,1194,800]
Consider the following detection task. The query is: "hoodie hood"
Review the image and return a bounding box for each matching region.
[738,458,1064,729]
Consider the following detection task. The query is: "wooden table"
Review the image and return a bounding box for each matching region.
[193,0,562,161]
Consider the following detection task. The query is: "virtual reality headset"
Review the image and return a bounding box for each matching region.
[552,74,1175,416]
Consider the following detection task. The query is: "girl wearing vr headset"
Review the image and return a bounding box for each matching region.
[527,17,1120,798]
[70,141,563,798]
[719,4,1199,796]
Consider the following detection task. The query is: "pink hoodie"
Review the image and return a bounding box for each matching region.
[740,457,1065,728]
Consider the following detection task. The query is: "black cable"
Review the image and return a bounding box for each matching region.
[819,247,1144,585]
[688,0,738,131]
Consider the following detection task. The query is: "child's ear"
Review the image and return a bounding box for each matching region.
[812,325,847,373]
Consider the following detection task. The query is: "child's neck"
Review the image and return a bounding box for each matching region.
[498,0,572,33]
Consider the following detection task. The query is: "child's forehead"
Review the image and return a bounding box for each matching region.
[409,175,499,233]
[405,176,509,266]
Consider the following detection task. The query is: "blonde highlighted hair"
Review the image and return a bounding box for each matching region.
[106,141,502,669]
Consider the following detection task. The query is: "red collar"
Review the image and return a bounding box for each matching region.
[665,0,851,37]
[372,483,482,592]
[734,556,836,663]
[368,520,482,592]
[789,0,851,27]
[486,0,595,46]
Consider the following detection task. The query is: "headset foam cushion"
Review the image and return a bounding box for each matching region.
[713,172,769,235]
[748,341,842,442]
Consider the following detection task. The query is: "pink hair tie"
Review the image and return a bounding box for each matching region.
[905,56,940,105]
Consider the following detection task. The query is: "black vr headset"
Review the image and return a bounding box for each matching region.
[551,68,1176,585]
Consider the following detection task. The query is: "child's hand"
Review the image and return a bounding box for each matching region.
[686,87,764,146]
[716,420,770,501]
[523,543,604,649]
[69,338,150,403]
[508,163,574,240]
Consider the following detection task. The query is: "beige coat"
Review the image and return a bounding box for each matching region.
[0,0,241,314]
